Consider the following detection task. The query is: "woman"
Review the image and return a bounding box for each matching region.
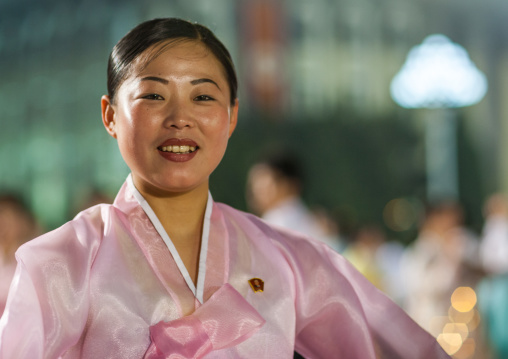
[0,18,449,358]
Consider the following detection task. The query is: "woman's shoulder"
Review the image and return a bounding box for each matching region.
[215,202,294,239]
[215,202,334,258]
[16,203,114,262]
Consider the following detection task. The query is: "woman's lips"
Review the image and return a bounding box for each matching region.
[157,138,199,162]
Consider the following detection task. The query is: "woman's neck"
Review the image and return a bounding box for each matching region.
[137,181,210,285]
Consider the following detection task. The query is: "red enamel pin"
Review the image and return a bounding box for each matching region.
[248,278,264,293]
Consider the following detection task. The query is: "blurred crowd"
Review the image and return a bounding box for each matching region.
[245,151,508,359]
[2,153,508,359]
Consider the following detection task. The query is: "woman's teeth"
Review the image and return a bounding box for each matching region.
[160,145,196,154]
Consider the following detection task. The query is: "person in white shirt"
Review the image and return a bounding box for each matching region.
[246,152,341,251]
[480,193,508,274]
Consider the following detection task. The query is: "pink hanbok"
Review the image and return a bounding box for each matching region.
[0,176,449,358]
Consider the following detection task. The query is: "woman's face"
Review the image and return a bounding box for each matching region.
[102,40,238,196]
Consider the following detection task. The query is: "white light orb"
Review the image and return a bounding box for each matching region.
[391,34,488,108]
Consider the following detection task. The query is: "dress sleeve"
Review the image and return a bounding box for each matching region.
[0,212,102,359]
[283,235,450,359]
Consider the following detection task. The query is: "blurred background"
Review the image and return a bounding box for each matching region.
[1,0,508,357]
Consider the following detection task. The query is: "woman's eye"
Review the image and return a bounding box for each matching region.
[194,95,214,101]
[142,94,164,100]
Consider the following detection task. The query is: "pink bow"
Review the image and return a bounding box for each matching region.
[144,284,265,359]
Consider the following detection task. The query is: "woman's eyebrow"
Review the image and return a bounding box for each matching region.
[190,78,220,89]
[140,76,169,84]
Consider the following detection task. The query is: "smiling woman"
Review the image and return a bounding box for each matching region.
[0,18,451,359]
[103,39,237,199]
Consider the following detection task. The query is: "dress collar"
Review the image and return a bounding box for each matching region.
[125,174,213,304]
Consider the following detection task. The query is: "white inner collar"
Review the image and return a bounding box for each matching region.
[126,174,212,304]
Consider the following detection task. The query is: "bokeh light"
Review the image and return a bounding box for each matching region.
[382,197,421,232]
[433,287,480,357]
[453,338,476,359]
[437,332,463,355]
[448,306,475,325]
[443,323,469,342]
[451,287,477,313]
[391,34,487,109]
[466,310,481,332]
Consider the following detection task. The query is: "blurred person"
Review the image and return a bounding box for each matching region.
[311,206,346,253]
[0,18,450,359]
[246,152,341,251]
[375,236,406,305]
[343,225,386,290]
[401,201,480,331]
[0,194,39,315]
[479,193,508,274]
[343,224,405,304]
[476,193,508,358]
[477,274,508,359]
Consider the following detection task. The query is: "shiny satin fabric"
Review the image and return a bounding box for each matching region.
[0,259,16,316]
[0,179,450,358]
[144,283,265,359]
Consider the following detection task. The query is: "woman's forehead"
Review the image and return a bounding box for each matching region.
[133,39,216,74]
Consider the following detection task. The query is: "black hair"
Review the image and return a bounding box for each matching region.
[107,18,237,105]
[259,151,304,184]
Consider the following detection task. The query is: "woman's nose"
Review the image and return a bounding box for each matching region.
[163,100,195,129]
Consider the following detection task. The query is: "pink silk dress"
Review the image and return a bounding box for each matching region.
[0,175,450,358]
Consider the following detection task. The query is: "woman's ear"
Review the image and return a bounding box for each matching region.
[228,99,239,138]
[101,95,117,139]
